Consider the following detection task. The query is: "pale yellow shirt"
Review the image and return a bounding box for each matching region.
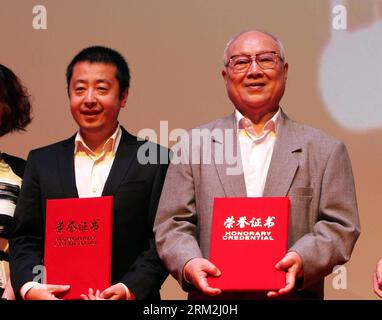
[74,125,121,198]
[236,108,280,197]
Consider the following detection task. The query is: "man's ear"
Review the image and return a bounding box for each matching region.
[283,62,289,80]
[222,69,228,85]
[120,89,129,108]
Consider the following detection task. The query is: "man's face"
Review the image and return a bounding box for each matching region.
[69,62,128,135]
[222,32,288,120]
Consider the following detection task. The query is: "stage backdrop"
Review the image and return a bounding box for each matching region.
[1,0,381,299]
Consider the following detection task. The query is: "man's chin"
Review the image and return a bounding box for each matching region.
[237,102,272,114]
[237,104,278,121]
[78,123,103,133]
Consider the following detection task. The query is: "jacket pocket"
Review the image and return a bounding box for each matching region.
[288,187,313,197]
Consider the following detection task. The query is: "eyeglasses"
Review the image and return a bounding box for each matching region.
[226,51,283,73]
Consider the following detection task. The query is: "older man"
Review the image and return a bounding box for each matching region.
[154,30,360,299]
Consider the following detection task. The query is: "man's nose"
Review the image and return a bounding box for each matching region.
[246,59,262,76]
[84,89,96,106]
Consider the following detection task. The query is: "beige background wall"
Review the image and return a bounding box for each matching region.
[1,0,381,299]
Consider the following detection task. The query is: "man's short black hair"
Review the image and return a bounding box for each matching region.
[66,46,130,97]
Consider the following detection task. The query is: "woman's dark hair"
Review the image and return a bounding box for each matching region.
[0,64,32,137]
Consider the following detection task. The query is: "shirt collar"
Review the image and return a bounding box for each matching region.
[74,124,122,157]
[235,107,280,141]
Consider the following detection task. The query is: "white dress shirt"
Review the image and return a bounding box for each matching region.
[235,108,280,197]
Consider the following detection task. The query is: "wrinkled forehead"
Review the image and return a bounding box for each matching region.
[226,32,280,57]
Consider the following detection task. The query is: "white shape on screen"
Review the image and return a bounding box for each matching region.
[319,2,382,131]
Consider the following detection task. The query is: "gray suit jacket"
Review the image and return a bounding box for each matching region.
[154,110,360,299]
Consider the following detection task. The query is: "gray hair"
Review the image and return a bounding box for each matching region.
[223,30,286,66]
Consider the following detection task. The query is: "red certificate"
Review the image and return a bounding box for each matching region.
[44,196,113,299]
[208,197,290,291]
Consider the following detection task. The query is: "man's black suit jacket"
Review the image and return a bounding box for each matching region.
[9,127,169,300]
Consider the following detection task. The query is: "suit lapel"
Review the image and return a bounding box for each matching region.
[263,111,301,197]
[212,114,247,197]
[58,135,78,198]
[102,127,138,196]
